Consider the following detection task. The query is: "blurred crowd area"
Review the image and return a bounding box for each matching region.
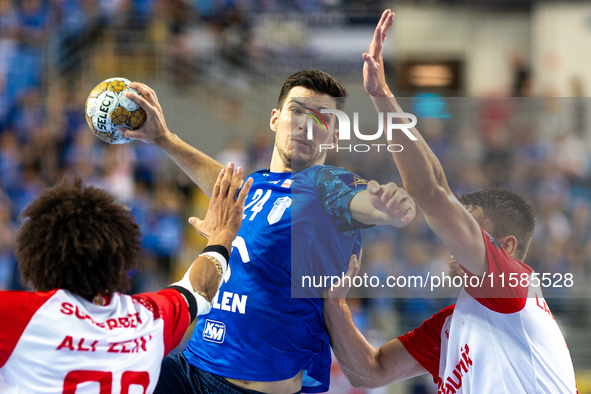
[1,1,591,391]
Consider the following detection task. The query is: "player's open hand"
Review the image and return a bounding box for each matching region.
[323,252,362,299]
[121,82,171,144]
[363,10,394,97]
[368,180,416,227]
[189,163,253,250]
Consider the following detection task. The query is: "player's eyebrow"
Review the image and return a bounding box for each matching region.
[291,99,333,112]
[290,99,307,108]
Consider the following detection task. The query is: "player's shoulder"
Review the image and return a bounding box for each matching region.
[315,164,350,175]
[0,289,62,367]
[0,289,59,311]
[131,288,187,320]
[315,165,368,190]
[0,290,62,322]
[421,304,456,337]
[438,304,456,320]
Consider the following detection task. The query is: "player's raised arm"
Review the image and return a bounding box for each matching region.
[323,254,427,388]
[122,82,223,197]
[169,162,253,317]
[363,10,486,275]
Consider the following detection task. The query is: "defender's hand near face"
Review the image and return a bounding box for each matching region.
[363,10,394,97]
[122,82,172,145]
[188,163,253,251]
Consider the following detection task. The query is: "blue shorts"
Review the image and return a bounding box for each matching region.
[155,352,301,394]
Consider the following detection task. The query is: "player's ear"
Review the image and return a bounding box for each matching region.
[499,235,518,257]
[332,128,339,144]
[270,108,279,133]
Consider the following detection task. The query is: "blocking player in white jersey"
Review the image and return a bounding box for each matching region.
[322,10,578,394]
[0,162,252,394]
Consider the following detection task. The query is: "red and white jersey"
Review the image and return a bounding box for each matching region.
[399,228,577,394]
[0,288,191,393]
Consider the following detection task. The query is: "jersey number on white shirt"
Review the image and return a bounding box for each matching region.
[63,370,149,393]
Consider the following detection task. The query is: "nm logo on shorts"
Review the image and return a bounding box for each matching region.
[203,319,226,344]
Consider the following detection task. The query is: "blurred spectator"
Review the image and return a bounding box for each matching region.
[162,0,194,87]
[97,0,126,26]
[510,54,533,97]
[64,128,104,170]
[247,129,273,172]
[0,196,16,290]
[103,144,136,203]
[51,0,89,76]
[7,87,45,144]
[0,0,17,126]
[11,165,45,217]
[216,138,248,170]
[0,130,23,197]
[7,0,50,103]
[149,182,185,284]
[133,142,164,185]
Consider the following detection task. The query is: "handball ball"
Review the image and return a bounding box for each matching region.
[85,77,146,144]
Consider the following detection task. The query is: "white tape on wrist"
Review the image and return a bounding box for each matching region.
[195,292,212,315]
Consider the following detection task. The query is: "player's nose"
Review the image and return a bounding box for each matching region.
[294,114,307,130]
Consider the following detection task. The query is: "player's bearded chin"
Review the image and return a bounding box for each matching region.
[289,142,312,172]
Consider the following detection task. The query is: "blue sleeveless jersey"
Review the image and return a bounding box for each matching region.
[185,165,369,393]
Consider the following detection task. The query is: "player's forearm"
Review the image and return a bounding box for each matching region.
[339,363,386,389]
[170,244,228,316]
[155,132,224,198]
[370,94,449,201]
[323,299,384,382]
[187,255,222,303]
[187,235,233,302]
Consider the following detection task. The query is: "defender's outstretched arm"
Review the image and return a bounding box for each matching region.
[363,10,486,275]
[323,255,427,388]
[170,163,252,317]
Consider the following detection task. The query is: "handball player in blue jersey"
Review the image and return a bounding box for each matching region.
[123,66,416,393]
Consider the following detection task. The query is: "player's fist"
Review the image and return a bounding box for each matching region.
[368,180,416,227]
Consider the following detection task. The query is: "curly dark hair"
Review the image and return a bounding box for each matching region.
[16,179,141,298]
[277,69,347,111]
[458,189,536,261]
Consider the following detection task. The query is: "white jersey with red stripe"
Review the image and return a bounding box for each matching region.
[399,228,577,394]
[0,288,191,394]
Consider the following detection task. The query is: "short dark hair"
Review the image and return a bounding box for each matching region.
[277,70,347,111]
[16,179,141,298]
[458,189,535,261]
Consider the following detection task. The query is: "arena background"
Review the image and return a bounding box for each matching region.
[1,0,590,392]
